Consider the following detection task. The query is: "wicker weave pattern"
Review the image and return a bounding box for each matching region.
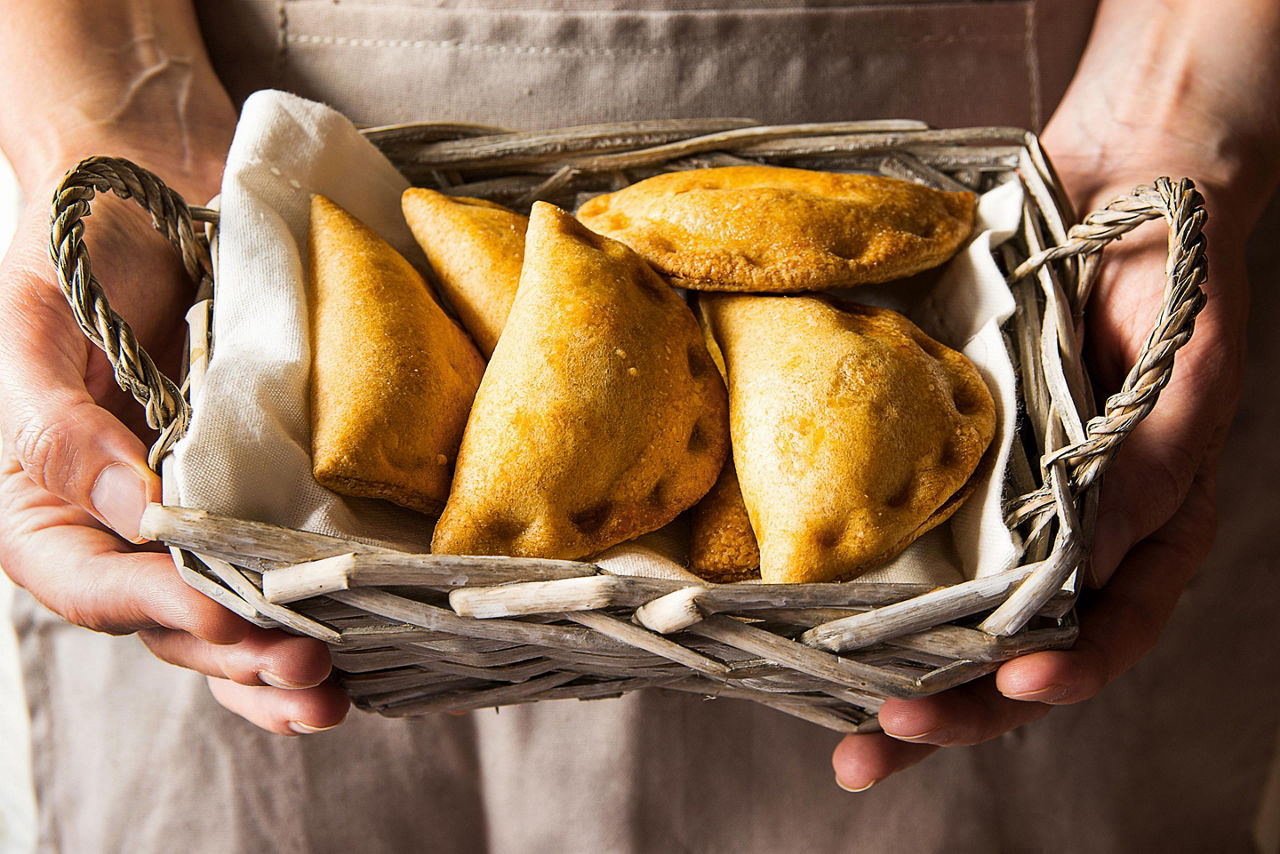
[48,122,1206,732]
[49,158,218,468]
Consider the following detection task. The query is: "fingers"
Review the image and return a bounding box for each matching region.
[4,392,158,543]
[73,550,250,644]
[830,676,1052,791]
[3,448,349,737]
[997,472,1216,704]
[138,625,334,689]
[831,733,936,792]
[206,676,351,736]
[830,675,1053,791]
[832,474,1217,788]
[0,453,247,643]
[879,679,1053,747]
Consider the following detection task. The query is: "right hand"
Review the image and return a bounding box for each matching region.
[0,156,349,735]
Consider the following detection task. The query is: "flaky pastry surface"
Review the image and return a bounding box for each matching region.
[688,459,762,583]
[577,166,975,292]
[308,195,485,515]
[402,188,526,358]
[432,202,728,560]
[700,294,995,583]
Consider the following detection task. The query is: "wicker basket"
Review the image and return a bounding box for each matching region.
[48,120,1206,733]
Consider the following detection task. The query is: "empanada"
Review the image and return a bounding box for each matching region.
[577,166,975,292]
[700,294,995,583]
[432,202,729,560]
[401,188,526,357]
[688,459,761,583]
[308,194,486,514]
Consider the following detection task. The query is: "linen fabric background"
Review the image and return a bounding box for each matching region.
[10,1,1280,852]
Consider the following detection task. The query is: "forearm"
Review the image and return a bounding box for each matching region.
[1045,0,1280,224]
[0,0,236,199]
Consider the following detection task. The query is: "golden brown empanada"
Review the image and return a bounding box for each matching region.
[401,188,526,357]
[308,194,486,515]
[432,202,729,560]
[577,166,975,292]
[688,458,761,583]
[700,294,995,583]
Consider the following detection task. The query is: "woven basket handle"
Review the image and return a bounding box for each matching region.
[48,156,218,469]
[1005,177,1209,528]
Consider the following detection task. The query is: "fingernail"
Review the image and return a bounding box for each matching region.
[884,727,947,743]
[836,776,879,793]
[288,721,339,735]
[1089,510,1134,587]
[1004,684,1069,704]
[90,464,150,543]
[259,671,311,690]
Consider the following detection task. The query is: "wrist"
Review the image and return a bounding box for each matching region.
[1042,108,1277,231]
[0,0,237,203]
[1044,0,1280,230]
[28,120,234,207]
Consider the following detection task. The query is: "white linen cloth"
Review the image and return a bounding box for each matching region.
[173,90,438,553]
[173,89,1025,585]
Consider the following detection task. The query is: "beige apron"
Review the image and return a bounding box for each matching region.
[199,0,1096,132]
[16,2,1280,851]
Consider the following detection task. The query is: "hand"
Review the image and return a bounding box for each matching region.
[829,0,1280,788]
[830,148,1258,794]
[0,161,348,736]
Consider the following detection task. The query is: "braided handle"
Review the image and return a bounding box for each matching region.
[1005,177,1209,528]
[48,156,218,469]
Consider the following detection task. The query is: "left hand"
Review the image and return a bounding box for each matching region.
[0,164,349,737]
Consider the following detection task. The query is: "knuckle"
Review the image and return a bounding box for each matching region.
[10,404,91,498]
[1132,441,1199,531]
[59,555,145,636]
[58,595,126,636]
[1066,637,1115,699]
[217,643,265,685]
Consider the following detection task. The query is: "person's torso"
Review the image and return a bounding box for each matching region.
[196,0,1099,130]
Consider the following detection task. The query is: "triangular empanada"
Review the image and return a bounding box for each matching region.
[577,166,975,292]
[401,188,526,357]
[308,195,486,514]
[700,294,995,583]
[432,202,728,560]
[688,458,761,583]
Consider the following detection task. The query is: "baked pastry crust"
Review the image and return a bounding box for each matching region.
[432,202,728,560]
[308,194,485,514]
[700,294,995,583]
[577,166,975,292]
[688,458,762,583]
[402,188,526,358]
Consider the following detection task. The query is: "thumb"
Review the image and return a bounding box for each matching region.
[0,254,160,543]
[5,389,159,543]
